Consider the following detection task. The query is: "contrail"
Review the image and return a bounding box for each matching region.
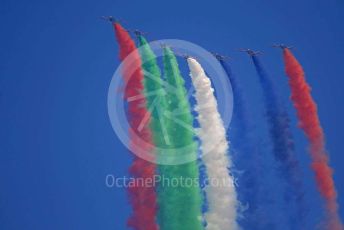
[161,47,204,230]
[112,23,158,230]
[187,57,239,230]
[282,48,343,230]
[251,55,306,229]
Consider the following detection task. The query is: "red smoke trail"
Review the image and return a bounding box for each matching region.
[283,48,343,230]
[113,23,158,230]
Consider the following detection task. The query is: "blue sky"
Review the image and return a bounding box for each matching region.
[1,0,344,229]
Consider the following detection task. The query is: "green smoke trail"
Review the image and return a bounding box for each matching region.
[137,35,169,148]
[137,37,203,229]
[137,35,175,230]
[160,47,204,230]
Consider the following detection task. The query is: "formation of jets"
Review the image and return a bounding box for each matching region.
[212,52,230,60]
[101,16,293,59]
[101,16,117,23]
[272,44,293,49]
[160,43,170,49]
[101,16,147,36]
[171,51,191,59]
[132,29,147,36]
[239,49,262,56]
[180,53,191,59]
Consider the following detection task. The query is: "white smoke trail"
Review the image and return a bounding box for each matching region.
[187,57,239,230]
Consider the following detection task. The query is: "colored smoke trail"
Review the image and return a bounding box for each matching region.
[218,61,249,140]
[136,35,174,230]
[283,48,343,230]
[252,55,306,228]
[136,35,169,148]
[187,57,239,230]
[113,23,158,230]
[161,47,204,230]
[219,59,262,228]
